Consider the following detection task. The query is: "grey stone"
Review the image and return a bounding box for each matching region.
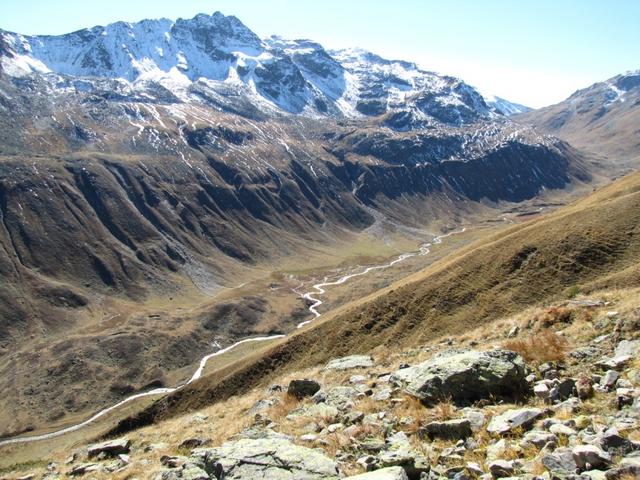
[461,408,486,431]
[423,419,472,440]
[521,430,558,448]
[601,371,619,390]
[549,424,577,436]
[179,438,208,449]
[313,386,358,409]
[487,460,514,478]
[161,455,187,468]
[487,408,543,434]
[614,340,640,357]
[288,379,321,399]
[595,355,632,371]
[87,438,131,458]
[572,445,611,471]
[580,470,607,480]
[69,463,101,476]
[344,467,409,479]
[541,447,577,475]
[599,429,640,455]
[193,438,339,479]
[392,349,529,405]
[325,355,374,371]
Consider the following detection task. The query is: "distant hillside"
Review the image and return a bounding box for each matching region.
[517,70,640,172]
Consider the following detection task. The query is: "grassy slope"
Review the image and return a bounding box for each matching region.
[109,171,640,435]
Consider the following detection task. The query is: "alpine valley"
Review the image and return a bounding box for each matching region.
[0,11,639,480]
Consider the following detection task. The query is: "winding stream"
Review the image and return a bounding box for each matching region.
[0,228,465,446]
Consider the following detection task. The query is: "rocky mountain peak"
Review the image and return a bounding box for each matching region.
[0,12,527,126]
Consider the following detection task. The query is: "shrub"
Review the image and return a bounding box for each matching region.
[504,330,569,364]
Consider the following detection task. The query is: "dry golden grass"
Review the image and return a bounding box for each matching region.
[504,330,569,364]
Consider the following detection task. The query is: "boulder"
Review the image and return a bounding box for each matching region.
[87,437,131,458]
[614,340,640,357]
[179,438,208,449]
[392,349,529,405]
[487,408,543,435]
[487,460,514,478]
[422,419,473,440]
[520,430,558,448]
[601,371,619,390]
[541,447,577,475]
[288,379,321,399]
[572,445,612,471]
[192,438,339,479]
[325,355,375,371]
[599,429,640,455]
[69,463,101,476]
[313,386,358,409]
[344,467,409,479]
[377,432,430,477]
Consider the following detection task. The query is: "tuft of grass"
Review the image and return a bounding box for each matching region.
[504,330,569,364]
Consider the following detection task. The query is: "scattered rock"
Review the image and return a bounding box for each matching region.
[599,429,640,455]
[325,355,375,371]
[393,349,529,405]
[614,340,640,357]
[69,463,101,476]
[288,379,322,399]
[601,370,620,390]
[87,437,131,458]
[487,408,543,435]
[487,459,514,478]
[179,438,208,449]
[344,466,409,479]
[422,419,473,440]
[596,355,632,371]
[572,445,612,471]
[541,447,578,475]
[521,430,558,448]
[192,438,339,479]
[161,455,187,468]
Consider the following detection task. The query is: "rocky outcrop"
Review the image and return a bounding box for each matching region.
[392,349,529,405]
[288,379,322,399]
[325,355,375,371]
[191,438,339,479]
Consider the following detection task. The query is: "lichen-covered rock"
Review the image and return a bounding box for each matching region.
[573,445,612,471]
[325,355,375,371]
[87,437,131,458]
[392,349,529,405]
[541,447,577,476]
[486,408,543,434]
[344,466,409,479]
[192,438,339,479]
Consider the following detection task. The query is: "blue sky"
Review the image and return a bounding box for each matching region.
[1,0,638,107]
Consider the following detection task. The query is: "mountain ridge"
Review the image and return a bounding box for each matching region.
[0,11,526,125]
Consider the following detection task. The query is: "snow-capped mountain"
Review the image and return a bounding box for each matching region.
[1,11,514,127]
[484,94,531,116]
